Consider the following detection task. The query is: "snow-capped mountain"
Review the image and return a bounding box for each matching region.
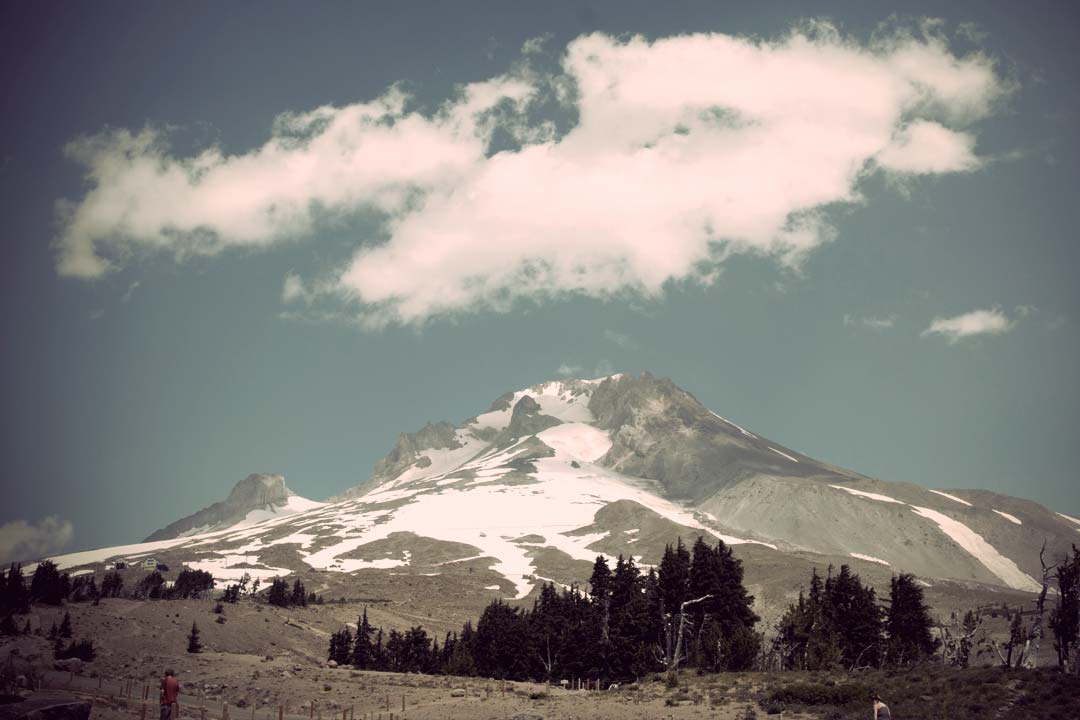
[143,473,324,542]
[39,374,1080,622]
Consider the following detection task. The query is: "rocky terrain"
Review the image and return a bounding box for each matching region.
[144,474,324,543]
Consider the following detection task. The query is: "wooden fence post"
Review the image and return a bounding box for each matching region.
[279,707,284,720]
[141,703,147,720]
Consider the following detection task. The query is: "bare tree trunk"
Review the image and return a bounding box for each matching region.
[1023,541,1056,669]
[664,595,713,674]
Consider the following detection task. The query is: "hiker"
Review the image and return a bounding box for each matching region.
[160,669,180,720]
[873,693,892,719]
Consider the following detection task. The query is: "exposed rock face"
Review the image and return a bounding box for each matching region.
[334,421,463,500]
[143,473,300,541]
[496,395,562,445]
[588,373,849,502]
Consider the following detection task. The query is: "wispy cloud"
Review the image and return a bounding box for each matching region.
[844,314,896,331]
[921,307,1014,343]
[120,280,141,303]
[603,330,636,348]
[0,516,74,563]
[557,363,582,377]
[56,23,1007,328]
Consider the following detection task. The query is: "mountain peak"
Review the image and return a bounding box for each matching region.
[143,473,320,542]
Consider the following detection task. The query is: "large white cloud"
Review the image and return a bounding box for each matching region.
[921,307,1014,343]
[0,516,75,563]
[57,23,1007,326]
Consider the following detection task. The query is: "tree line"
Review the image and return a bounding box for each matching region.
[326,539,1080,681]
[329,537,762,682]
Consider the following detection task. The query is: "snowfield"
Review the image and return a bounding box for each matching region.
[909,506,1040,591]
[929,490,972,507]
[993,509,1022,525]
[849,553,890,566]
[829,485,905,505]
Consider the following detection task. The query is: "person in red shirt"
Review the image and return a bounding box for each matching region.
[160,669,180,720]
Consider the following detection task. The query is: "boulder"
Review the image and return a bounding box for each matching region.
[449,689,465,698]
[326,660,337,669]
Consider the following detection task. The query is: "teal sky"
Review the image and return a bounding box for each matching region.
[1,1,1078,558]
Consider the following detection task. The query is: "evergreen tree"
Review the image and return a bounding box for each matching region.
[886,573,937,665]
[291,579,307,607]
[352,607,374,668]
[823,565,883,669]
[473,600,528,679]
[266,578,289,607]
[30,561,70,605]
[372,627,389,671]
[445,623,476,676]
[328,626,353,665]
[58,611,73,639]
[172,569,215,599]
[138,571,165,599]
[657,538,691,613]
[186,622,202,653]
[100,571,124,599]
[589,556,612,603]
[2,564,30,614]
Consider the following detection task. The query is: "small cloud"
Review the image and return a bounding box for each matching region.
[0,516,74,563]
[921,307,1014,343]
[844,314,896,331]
[282,272,311,304]
[592,359,615,378]
[88,309,105,320]
[120,280,141,303]
[557,363,582,377]
[1015,304,1037,318]
[603,329,635,348]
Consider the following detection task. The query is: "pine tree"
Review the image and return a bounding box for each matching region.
[352,607,374,668]
[58,611,73,639]
[2,564,30,614]
[186,622,202,653]
[30,561,70,605]
[589,556,612,603]
[886,573,937,665]
[266,578,289,607]
[658,538,691,613]
[291,579,307,607]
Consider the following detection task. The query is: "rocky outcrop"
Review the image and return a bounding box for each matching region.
[495,396,561,445]
[588,373,852,502]
[143,473,297,541]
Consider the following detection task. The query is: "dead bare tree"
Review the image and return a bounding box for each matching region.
[938,610,983,668]
[1022,541,1057,669]
[656,594,713,676]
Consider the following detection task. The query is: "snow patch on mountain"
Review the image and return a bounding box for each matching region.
[1058,512,1080,529]
[829,485,905,505]
[768,447,799,464]
[992,509,1022,525]
[929,490,972,507]
[709,411,757,439]
[535,423,612,462]
[850,553,890,566]
[909,506,1040,591]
